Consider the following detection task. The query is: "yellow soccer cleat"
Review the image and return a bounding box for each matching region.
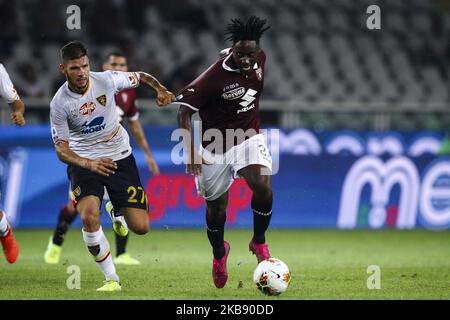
[114,253,141,265]
[106,201,129,237]
[96,280,122,292]
[44,237,62,264]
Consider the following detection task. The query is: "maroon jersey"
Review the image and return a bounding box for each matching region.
[114,88,139,121]
[177,48,266,150]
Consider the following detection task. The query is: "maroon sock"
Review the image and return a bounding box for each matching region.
[52,204,77,246]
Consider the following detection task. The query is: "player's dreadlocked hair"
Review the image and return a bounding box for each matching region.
[224,16,271,44]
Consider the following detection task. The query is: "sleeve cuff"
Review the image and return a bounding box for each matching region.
[171,101,199,112]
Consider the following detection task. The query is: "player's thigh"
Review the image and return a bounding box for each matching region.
[104,154,148,213]
[206,191,229,214]
[240,165,273,199]
[238,164,272,194]
[232,134,272,179]
[198,163,233,201]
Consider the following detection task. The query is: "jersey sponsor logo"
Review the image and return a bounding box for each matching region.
[128,72,138,86]
[223,82,240,91]
[81,116,106,134]
[239,88,258,107]
[222,87,245,100]
[256,67,263,81]
[96,94,107,106]
[237,103,256,114]
[79,101,96,115]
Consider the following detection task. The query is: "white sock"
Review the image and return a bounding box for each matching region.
[0,211,9,237]
[82,226,119,283]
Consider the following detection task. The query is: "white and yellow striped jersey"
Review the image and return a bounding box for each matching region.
[50,70,140,161]
[0,63,20,104]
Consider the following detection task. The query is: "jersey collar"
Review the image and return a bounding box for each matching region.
[65,79,90,98]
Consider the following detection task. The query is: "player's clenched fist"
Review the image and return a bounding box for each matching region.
[156,88,176,107]
[85,158,118,176]
[11,111,25,126]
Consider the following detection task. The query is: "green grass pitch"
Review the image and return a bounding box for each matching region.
[0,229,449,299]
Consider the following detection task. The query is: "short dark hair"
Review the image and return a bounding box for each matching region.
[224,16,271,44]
[104,51,126,63]
[60,41,88,61]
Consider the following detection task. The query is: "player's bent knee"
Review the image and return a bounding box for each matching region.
[132,223,149,235]
[253,183,273,200]
[123,208,149,234]
[208,204,227,215]
[80,210,100,231]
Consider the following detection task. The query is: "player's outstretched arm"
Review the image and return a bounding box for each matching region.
[137,72,175,107]
[128,119,160,175]
[55,141,118,177]
[10,99,25,126]
[177,105,202,176]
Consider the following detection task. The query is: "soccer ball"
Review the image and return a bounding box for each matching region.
[253,258,291,296]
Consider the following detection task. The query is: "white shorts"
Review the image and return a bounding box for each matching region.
[195,134,272,201]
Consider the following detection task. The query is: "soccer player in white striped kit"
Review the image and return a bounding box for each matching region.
[0,63,26,264]
[50,41,175,291]
[44,52,160,266]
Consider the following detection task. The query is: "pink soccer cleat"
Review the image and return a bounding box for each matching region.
[212,241,230,288]
[1,225,19,264]
[249,239,271,263]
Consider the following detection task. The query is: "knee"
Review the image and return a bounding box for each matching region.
[80,208,100,231]
[132,221,149,235]
[252,182,272,200]
[207,204,227,217]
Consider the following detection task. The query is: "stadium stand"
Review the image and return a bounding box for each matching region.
[0,0,448,129]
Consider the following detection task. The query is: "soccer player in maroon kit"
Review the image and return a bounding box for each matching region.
[175,16,272,288]
[44,52,160,265]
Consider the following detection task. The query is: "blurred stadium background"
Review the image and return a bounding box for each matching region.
[0,0,449,129]
[0,0,449,300]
